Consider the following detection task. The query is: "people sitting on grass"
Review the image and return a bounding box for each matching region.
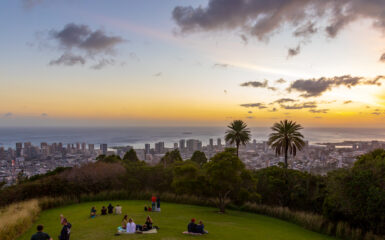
[59,218,71,240]
[121,215,128,230]
[90,207,97,218]
[142,216,153,231]
[101,206,107,215]
[108,203,114,214]
[115,204,122,214]
[31,224,53,240]
[126,218,136,234]
[144,205,148,211]
[187,218,197,233]
[196,220,208,234]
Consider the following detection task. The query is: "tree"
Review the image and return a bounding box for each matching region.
[172,161,203,195]
[205,150,246,213]
[267,119,305,168]
[225,120,251,157]
[96,154,121,163]
[160,149,183,168]
[123,149,139,163]
[190,151,207,168]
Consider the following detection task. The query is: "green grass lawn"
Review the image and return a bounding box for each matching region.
[18,201,337,240]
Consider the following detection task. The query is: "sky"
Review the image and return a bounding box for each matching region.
[1,0,385,127]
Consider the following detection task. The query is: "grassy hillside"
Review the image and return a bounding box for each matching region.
[18,200,336,240]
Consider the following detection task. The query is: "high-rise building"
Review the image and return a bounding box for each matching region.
[81,142,86,152]
[174,143,178,149]
[16,142,22,157]
[76,143,80,151]
[88,144,95,152]
[0,147,5,160]
[145,143,150,154]
[186,139,202,152]
[100,144,108,155]
[217,138,222,147]
[209,138,214,148]
[179,139,185,150]
[155,142,165,154]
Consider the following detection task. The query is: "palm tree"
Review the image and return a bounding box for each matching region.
[268,119,305,168]
[225,120,251,157]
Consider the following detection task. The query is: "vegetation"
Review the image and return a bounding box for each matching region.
[123,149,140,163]
[17,200,337,240]
[268,119,305,168]
[190,151,207,168]
[225,120,251,156]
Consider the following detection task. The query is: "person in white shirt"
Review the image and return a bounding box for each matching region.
[126,218,136,234]
[115,204,122,215]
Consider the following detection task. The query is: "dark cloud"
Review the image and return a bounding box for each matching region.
[294,22,317,37]
[213,63,231,68]
[287,44,301,58]
[268,108,277,112]
[3,112,13,118]
[240,80,267,88]
[380,53,385,62]
[275,78,286,84]
[371,112,381,115]
[280,101,317,109]
[248,111,253,114]
[41,113,48,117]
[273,98,296,104]
[309,109,329,113]
[240,34,248,45]
[343,100,353,104]
[49,53,86,66]
[288,75,385,97]
[45,23,125,69]
[172,1,385,57]
[240,103,267,109]
[153,72,162,77]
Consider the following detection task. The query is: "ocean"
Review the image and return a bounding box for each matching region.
[1,127,385,149]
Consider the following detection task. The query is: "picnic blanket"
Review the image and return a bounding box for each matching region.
[117,227,157,234]
[182,231,207,235]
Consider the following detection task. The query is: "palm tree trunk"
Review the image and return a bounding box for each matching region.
[284,138,289,168]
[236,143,239,157]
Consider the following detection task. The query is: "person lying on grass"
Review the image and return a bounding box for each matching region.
[31,224,53,240]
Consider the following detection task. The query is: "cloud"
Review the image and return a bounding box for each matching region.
[41,113,48,117]
[287,44,301,58]
[280,101,317,109]
[247,111,253,114]
[246,116,254,119]
[371,112,381,115]
[240,34,248,45]
[45,23,125,69]
[268,108,277,112]
[380,53,385,63]
[153,72,162,77]
[22,0,44,9]
[213,63,231,68]
[3,112,13,118]
[288,75,385,97]
[294,22,317,37]
[309,109,329,114]
[275,78,286,84]
[49,53,86,66]
[343,100,353,104]
[273,98,296,104]
[240,103,267,109]
[129,52,140,62]
[172,1,385,57]
[240,80,267,88]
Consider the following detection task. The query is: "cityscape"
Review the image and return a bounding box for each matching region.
[2,137,384,185]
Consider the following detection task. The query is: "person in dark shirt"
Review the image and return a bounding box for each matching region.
[187,218,197,233]
[142,216,153,231]
[90,206,96,218]
[31,225,52,240]
[59,218,71,240]
[101,206,107,215]
[156,196,160,210]
[107,203,114,214]
[196,220,208,234]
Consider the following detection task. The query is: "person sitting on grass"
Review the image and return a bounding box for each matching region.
[144,205,148,211]
[59,218,71,240]
[121,215,128,230]
[115,204,122,214]
[31,224,52,240]
[90,207,96,218]
[196,220,208,234]
[187,218,197,233]
[126,218,136,234]
[107,203,114,214]
[101,206,107,215]
[142,216,153,231]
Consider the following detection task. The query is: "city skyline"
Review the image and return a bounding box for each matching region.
[1,0,385,127]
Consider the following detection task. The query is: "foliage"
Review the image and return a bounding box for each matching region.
[159,149,183,168]
[225,120,251,156]
[190,151,208,168]
[268,119,305,168]
[96,154,121,163]
[123,149,139,163]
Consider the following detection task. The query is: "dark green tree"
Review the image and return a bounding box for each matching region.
[267,119,305,168]
[160,149,183,168]
[172,161,203,195]
[205,150,246,213]
[225,120,251,157]
[123,149,139,163]
[96,154,121,163]
[190,151,207,168]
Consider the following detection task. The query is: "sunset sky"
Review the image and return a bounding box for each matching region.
[1,0,385,127]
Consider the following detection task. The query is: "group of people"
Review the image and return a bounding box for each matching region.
[90,203,122,218]
[31,215,71,240]
[187,218,208,234]
[121,215,155,233]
